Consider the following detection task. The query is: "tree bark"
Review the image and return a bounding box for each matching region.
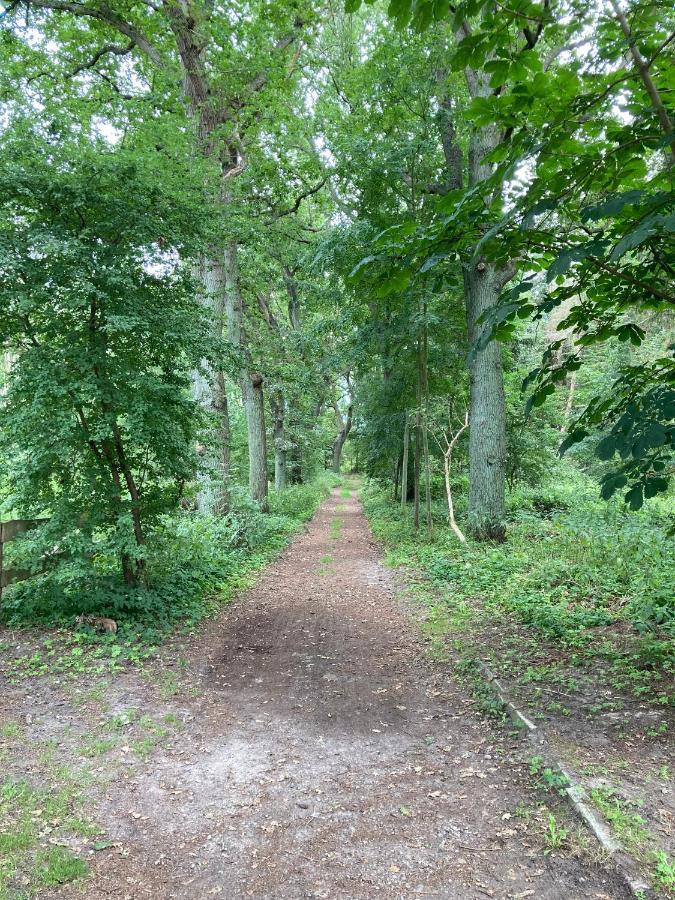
[439,53,511,540]
[331,416,351,473]
[243,373,269,507]
[420,320,433,536]
[413,394,421,531]
[441,411,468,544]
[400,415,410,513]
[224,242,269,509]
[194,252,231,514]
[464,261,507,541]
[331,391,353,474]
[270,391,287,491]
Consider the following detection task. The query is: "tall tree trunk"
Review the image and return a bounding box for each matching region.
[400,415,410,513]
[464,261,507,541]
[331,396,353,474]
[194,252,231,514]
[223,242,269,509]
[441,410,469,544]
[413,370,421,531]
[420,317,433,536]
[242,373,269,507]
[437,63,512,541]
[270,391,287,491]
[332,430,348,473]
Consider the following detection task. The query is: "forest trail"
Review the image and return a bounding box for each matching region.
[33,484,628,900]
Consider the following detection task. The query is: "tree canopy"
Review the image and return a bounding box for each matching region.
[0,0,672,608]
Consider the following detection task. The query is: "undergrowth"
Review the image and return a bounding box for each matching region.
[361,466,674,701]
[0,475,338,676]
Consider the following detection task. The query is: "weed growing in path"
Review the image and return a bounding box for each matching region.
[543,813,569,854]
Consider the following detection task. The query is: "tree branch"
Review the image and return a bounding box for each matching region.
[22,0,163,67]
[68,41,135,78]
[609,0,674,158]
[266,177,326,223]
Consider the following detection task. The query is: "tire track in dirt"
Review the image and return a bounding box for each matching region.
[48,485,630,899]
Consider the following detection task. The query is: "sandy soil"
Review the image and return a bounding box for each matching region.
[1,486,631,899]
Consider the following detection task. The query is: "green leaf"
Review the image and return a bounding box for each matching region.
[625,483,644,511]
[348,255,378,279]
[633,423,667,457]
[580,190,646,222]
[596,435,617,460]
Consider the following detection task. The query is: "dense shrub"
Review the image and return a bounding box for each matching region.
[1,475,337,634]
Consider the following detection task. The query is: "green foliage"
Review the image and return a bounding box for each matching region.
[529,756,570,796]
[1,476,336,634]
[543,813,569,854]
[361,469,674,676]
[0,138,213,586]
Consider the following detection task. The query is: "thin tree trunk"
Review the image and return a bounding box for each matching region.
[400,415,409,514]
[193,252,231,514]
[271,391,287,491]
[413,365,421,531]
[610,0,675,158]
[224,242,269,509]
[421,316,432,536]
[442,411,469,544]
[443,451,465,543]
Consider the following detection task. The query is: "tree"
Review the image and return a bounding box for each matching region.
[466,0,674,509]
[331,375,354,473]
[0,142,210,585]
[3,0,315,511]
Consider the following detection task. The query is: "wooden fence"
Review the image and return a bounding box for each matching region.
[0,519,48,598]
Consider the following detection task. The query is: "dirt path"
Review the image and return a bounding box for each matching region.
[4,486,630,899]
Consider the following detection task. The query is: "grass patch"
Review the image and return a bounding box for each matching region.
[318,554,333,576]
[0,722,21,740]
[589,785,675,891]
[329,517,343,540]
[34,847,88,887]
[0,776,97,897]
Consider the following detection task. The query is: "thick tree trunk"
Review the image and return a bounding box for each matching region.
[223,242,269,509]
[437,64,511,541]
[464,262,507,541]
[242,372,269,508]
[332,432,347,474]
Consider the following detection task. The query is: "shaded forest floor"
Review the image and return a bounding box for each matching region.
[0,484,637,898]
